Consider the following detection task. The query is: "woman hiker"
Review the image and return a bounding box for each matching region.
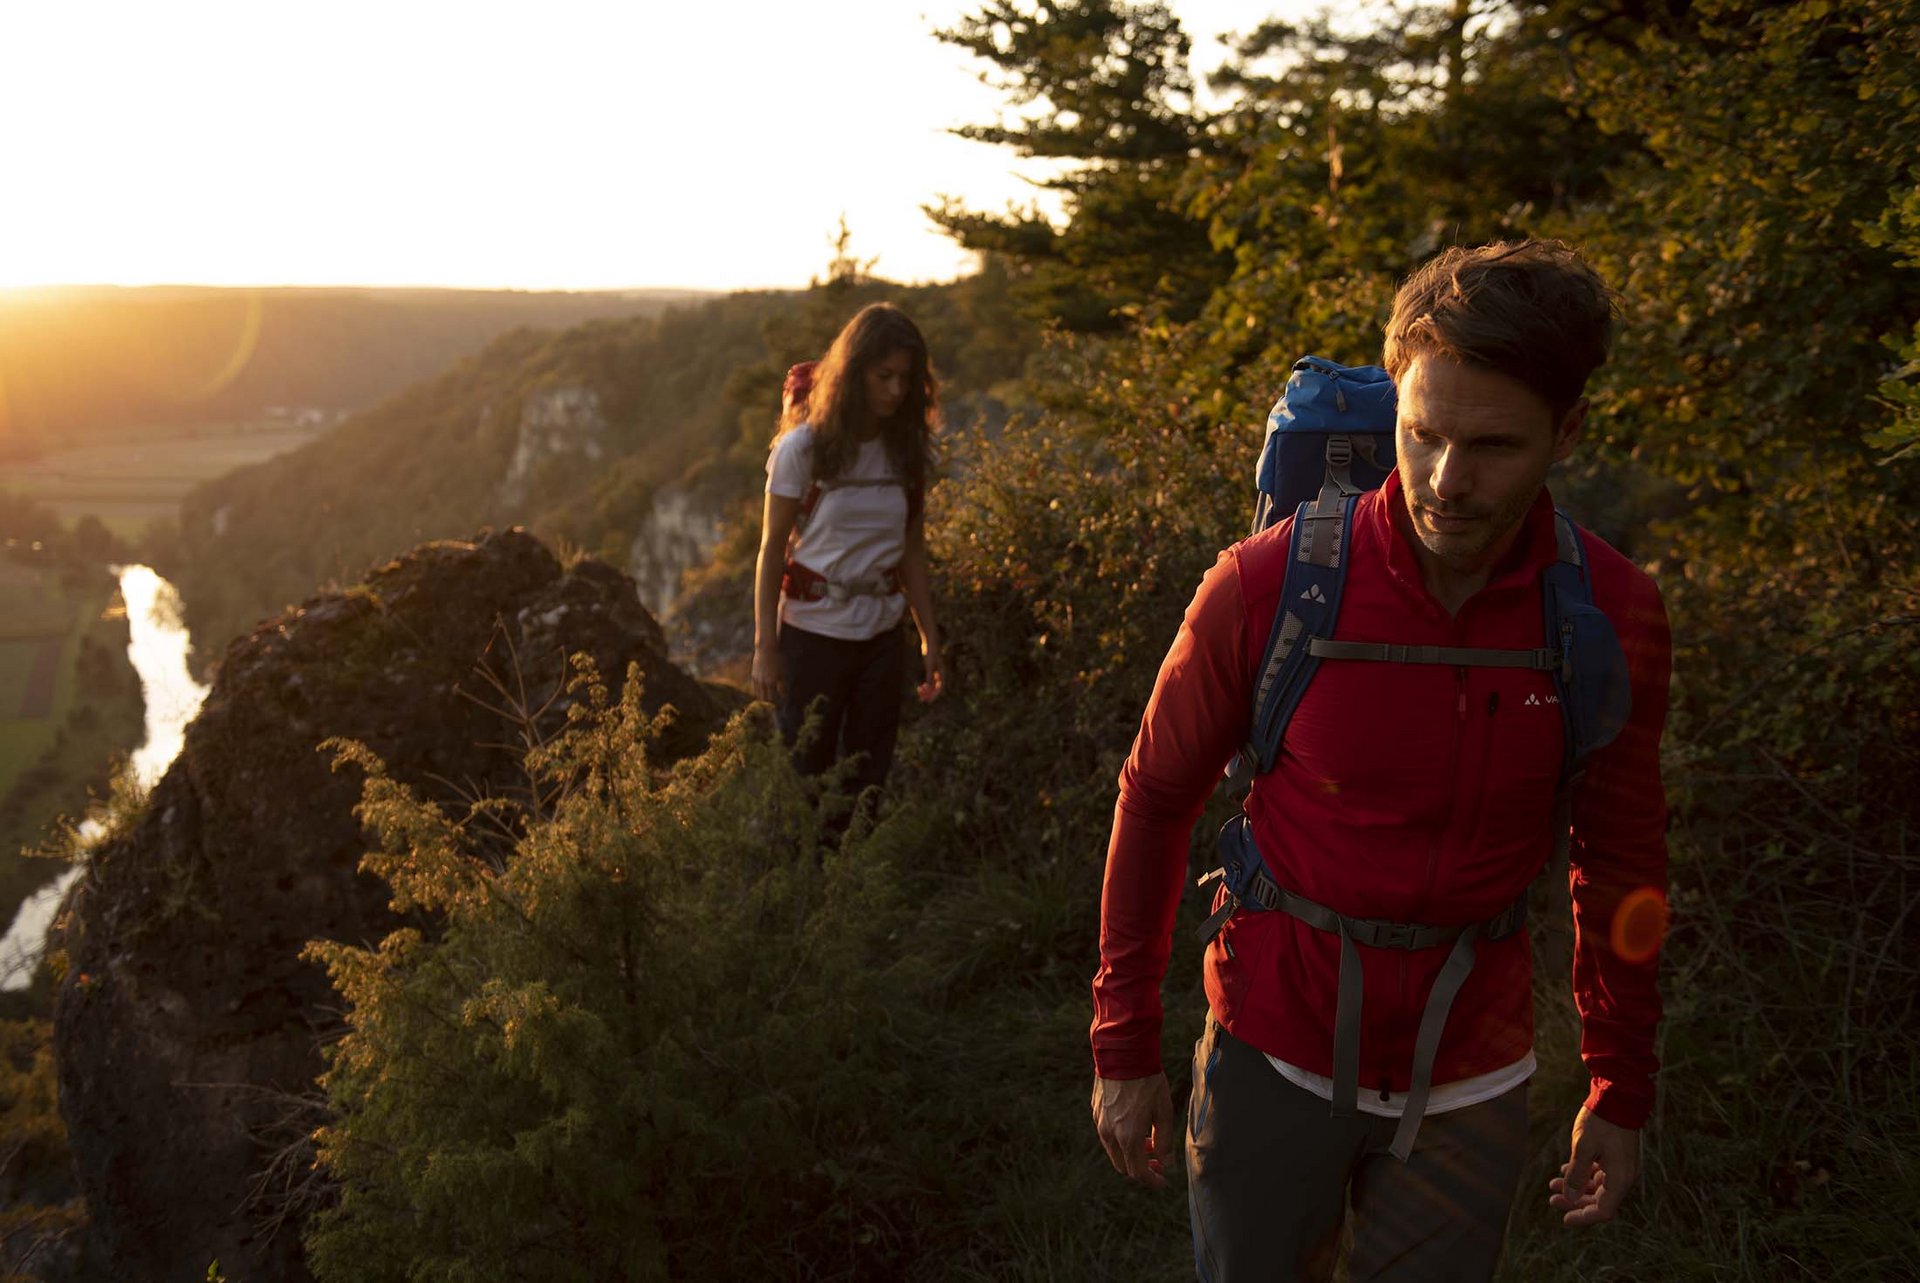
[751,301,944,806]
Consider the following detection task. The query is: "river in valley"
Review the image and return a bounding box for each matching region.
[0,565,206,991]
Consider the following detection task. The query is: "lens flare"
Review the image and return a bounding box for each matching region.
[1611,886,1668,963]
[182,290,265,401]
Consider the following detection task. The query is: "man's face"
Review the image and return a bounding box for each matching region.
[1394,353,1583,573]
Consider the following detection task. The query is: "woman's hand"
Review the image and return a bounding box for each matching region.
[917,643,945,704]
[752,492,800,705]
[752,644,785,704]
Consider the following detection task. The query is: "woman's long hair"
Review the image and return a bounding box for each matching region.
[779,302,937,495]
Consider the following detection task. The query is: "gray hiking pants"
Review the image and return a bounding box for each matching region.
[1186,1016,1527,1283]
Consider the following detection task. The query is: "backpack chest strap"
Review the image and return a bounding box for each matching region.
[1306,639,1559,670]
[781,561,903,603]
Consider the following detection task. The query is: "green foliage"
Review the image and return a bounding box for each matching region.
[304,660,923,1280]
[0,1018,85,1277]
[938,0,1197,162]
[0,1020,70,1204]
[913,321,1259,849]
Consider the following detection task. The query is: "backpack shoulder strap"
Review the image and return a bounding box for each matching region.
[1541,509,1634,784]
[1538,511,1593,916]
[1538,509,1634,905]
[1546,511,1585,779]
[790,480,824,543]
[1241,492,1358,776]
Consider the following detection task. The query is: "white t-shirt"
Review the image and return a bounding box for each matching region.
[767,423,910,641]
[1265,1050,1535,1118]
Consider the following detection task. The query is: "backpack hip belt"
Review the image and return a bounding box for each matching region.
[781,560,903,603]
[1197,813,1527,1162]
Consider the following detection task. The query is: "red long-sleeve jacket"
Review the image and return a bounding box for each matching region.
[1091,472,1672,1127]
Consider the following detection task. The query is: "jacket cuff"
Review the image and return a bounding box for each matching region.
[1091,1031,1164,1081]
[1583,1072,1654,1129]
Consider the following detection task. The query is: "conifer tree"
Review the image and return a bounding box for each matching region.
[931,0,1227,329]
[303,660,924,1280]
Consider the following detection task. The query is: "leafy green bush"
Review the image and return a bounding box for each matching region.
[304,661,930,1281]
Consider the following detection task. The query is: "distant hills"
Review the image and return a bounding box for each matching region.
[0,285,711,450]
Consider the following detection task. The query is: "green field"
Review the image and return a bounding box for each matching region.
[1,422,325,541]
[0,573,143,935]
[0,570,91,785]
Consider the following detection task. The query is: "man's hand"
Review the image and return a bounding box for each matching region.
[1548,1105,1640,1226]
[1091,1072,1175,1190]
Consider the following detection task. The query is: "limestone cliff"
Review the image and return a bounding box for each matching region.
[51,529,728,1282]
[495,385,606,509]
[628,461,754,621]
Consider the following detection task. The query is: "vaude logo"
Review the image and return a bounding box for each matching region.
[1301,584,1327,603]
[1524,693,1562,707]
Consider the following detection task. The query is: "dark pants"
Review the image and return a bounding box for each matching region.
[776,622,905,796]
[1187,1017,1527,1283]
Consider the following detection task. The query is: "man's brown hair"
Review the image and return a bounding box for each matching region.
[1383,239,1619,421]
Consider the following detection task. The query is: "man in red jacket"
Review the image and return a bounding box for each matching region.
[1090,240,1671,1281]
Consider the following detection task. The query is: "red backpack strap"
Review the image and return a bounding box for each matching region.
[781,559,825,602]
[790,480,823,542]
[780,361,823,540]
[782,478,824,603]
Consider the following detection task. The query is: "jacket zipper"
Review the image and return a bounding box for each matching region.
[1425,664,1470,907]
[1407,661,1471,1073]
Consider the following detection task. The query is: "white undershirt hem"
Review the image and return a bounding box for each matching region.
[1265,1049,1536,1118]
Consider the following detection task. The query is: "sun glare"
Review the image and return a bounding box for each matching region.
[0,1,1299,291]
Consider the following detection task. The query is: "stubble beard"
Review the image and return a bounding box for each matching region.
[1401,482,1531,567]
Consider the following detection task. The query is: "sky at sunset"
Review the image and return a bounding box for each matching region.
[0,1,1325,293]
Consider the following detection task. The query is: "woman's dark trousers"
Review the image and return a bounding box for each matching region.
[775,622,905,796]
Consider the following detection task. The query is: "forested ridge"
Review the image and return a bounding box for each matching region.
[14,1,1920,1278]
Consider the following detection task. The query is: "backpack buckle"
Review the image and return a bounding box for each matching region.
[1361,919,1419,950]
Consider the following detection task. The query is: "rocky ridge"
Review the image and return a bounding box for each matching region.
[52,528,730,1282]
